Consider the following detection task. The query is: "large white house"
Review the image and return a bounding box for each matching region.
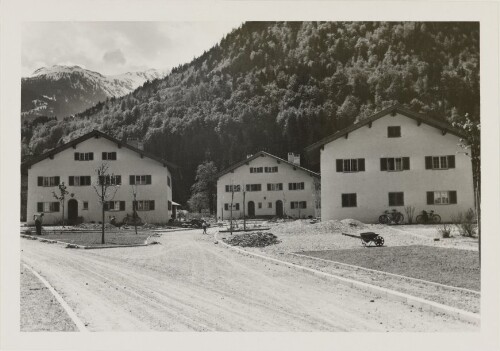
[25,130,175,225]
[305,105,475,223]
[216,151,320,220]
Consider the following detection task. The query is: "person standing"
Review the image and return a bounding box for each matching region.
[202,220,208,235]
[34,213,44,235]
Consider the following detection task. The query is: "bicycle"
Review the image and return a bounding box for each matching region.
[378,209,404,224]
[415,210,441,224]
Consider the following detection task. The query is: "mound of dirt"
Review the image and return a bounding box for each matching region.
[223,232,280,247]
[270,219,368,237]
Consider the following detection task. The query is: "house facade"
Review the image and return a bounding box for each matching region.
[216,151,320,220]
[25,130,174,225]
[306,105,475,223]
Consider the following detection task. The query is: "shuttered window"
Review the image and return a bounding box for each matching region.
[341,193,357,207]
[36,202,60,212]
[388,192,404,206]
[426,191,457,205]
[425,155,456,170]
[37,176,60,187]
[336,159,365,172]
[380,157,410,171]
[129,175,152,185]
[74,152,94,161]
[69,176,91,186]
[388,126,401,138]
[102,152,117,160]
[134,200,155,211]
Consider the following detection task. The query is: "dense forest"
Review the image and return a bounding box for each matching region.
[21,22,480,205]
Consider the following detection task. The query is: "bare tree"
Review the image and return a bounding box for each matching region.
[52,182,69,226]
[131,184,138,235]
[92,163,119,244]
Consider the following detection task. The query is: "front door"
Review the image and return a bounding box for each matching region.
[68,199,78,224]
[247,201,255,218]
[276,200,283,217]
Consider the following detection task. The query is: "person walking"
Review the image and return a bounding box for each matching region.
[202,220,208,235]
[34,213,44,235]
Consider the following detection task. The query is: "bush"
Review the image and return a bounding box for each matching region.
[438,223,452,238]
[404,205,416,224]
[452,209,477,237]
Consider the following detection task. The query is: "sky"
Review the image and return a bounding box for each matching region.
[22,21,242,77]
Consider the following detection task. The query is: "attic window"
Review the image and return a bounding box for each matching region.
[388,126,401,138]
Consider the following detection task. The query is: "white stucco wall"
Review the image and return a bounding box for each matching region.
[217,154,320,220]
[320,113,475,223]
[27,136,172,225]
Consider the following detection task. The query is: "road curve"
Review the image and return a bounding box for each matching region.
[21,229,476,331]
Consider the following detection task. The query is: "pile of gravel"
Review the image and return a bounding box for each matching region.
[223,232,280,247]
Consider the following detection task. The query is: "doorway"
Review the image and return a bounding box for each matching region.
[247,201,255,218]
[68,199,78,224]
[276,200,283,217]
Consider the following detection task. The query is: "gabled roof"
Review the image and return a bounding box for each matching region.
[216,151,320,179]
[23,129,177,170]
[305,104,466,153]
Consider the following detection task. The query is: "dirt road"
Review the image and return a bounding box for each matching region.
[21,229,476,331]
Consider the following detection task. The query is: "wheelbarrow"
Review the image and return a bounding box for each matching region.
[342,232,385,247]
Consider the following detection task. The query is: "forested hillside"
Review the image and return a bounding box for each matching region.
[22,22,480,205]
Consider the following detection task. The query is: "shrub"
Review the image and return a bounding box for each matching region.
[452,209,477,237]
[438,223,452,238]
[404,205,416,224]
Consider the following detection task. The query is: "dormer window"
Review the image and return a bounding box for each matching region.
[388,126,401,138]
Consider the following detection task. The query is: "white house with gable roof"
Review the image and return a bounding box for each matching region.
[24,130,175,225]
[305,105,475,223]
[216,151,320,220]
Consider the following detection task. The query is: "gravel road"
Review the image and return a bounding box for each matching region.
[21,229,476,331]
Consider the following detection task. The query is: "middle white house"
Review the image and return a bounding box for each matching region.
[216,151,320,220]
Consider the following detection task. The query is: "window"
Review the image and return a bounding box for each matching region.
[425,155,455,170]
[380,157,410,171]
[133,200,155,211]
[246,184,261,192]
[341,193,357,207]
[74,152,94,161]
[250,167,263,173]
[258,202,262,209]
[290,201,307,209]
[102,152,117,160]
[69,176,92,186]
[336,159,365,172]
[288,182,305,191]
[167,176,171,187]
[388,192,404,206]
[225,185,241,192]
[427,191,457,205]
[168,200,172,211]
[268,202,272,208]
[224,203,239,210]
[37,176,60,187]
[267,183,283,191]
[83,201,89,210]
[264,166,278,173]
[388,126,401,138]
[37,202,60,213]
[129,175,152,185]
[104,201,125,211]
[98,175,121,186]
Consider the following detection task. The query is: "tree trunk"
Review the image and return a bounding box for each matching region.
[101,185,105,244]
[243,190,246,231]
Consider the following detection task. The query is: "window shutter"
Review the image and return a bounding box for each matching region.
[69,176,74,186]
[104,202,109,211]
[37,202,44,212]
[130,175,135,185]
[380,158,387,171]
[74,152,79,160]
[54,202,60,212]
[358,159,365,171]
[133,200,138,211]
[447,155,455,169]
[86,176,91,185]
[149,200,155,210]
[120,201,125,211]
[116,175,121,185]
[288,183,292,190]
[54,176,60,185]
[341,194,348,207]
[389,193,395,206]
[425,156,433,169]
[102,152,107,160]
[146,175,152,184]
[427,192,434,205]
[403,157,410,170]
[38,177,43,186]
[336,159,343,172]
[449,191,457,204]
[89,152,94,160]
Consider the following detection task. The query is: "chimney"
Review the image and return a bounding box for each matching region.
[288,152,300,166]
[127,137,144,150]
[246,154,253,159]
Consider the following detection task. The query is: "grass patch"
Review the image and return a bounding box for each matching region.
[299,245,479,291]
[42,231,151,247]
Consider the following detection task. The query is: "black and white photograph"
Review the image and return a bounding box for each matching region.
[1,1,499,350]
